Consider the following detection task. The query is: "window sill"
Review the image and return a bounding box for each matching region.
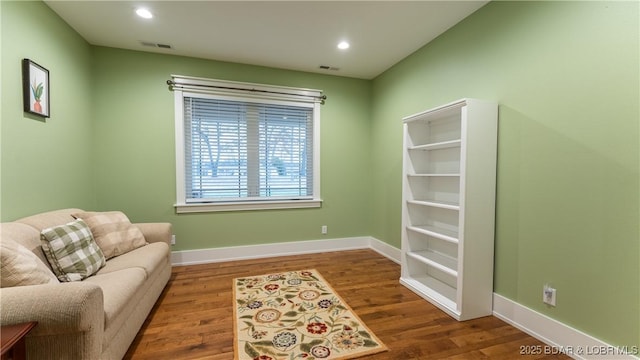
[175,199,322,213]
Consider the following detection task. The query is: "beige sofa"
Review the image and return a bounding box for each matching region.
[0,208,172,359]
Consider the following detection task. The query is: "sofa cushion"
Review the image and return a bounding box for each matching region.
[96,242,169,278]
[71,211,147,260]
[41,219,106,282]
[1,238,58,287]
[83,267,147,330]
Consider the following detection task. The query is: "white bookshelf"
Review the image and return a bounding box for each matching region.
[400,98,498,321]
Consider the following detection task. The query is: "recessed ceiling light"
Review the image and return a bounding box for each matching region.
[136,8,153,19]
[337,41,350,50]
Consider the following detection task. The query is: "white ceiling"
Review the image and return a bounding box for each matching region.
[44,1,488,80]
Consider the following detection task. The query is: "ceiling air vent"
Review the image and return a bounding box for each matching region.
[140,41,172,49]
[319,65,339,71]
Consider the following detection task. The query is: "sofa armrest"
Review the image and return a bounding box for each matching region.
[135,222,172,245]
[0,282,103,359]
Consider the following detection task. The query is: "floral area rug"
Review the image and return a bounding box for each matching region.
[233,269,388,360]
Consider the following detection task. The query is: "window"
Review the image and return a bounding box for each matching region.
[172,76,323,213]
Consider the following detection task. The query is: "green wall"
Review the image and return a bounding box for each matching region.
[371,1,639,347]
[90,47,372,250]
[1,1,95,220]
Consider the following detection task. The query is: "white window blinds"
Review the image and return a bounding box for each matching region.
[172,75,322,212]
[184,97,313,202]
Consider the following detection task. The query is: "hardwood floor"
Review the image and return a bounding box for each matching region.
[124,249,569,359]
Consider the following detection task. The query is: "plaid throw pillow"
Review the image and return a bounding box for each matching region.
[40,219,106,282]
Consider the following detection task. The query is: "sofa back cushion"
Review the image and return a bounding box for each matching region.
[16,208,84,231]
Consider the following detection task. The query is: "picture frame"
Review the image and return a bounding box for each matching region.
[22,59,50,118]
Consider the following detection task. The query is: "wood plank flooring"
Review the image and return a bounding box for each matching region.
[124,249,569,359]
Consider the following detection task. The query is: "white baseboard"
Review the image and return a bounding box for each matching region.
[171,236,400,266]
[369,237,401,264]
[493,293,639,360]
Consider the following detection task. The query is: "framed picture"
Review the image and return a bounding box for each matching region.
[22,59,50,118]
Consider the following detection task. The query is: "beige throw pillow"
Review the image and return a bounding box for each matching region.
[1,238,59,287]
[71,211,147,259]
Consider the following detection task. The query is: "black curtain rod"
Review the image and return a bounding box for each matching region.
[166,80,326,104]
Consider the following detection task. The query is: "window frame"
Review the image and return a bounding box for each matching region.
[172,76,322,213]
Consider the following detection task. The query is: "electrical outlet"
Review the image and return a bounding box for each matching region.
[543,284,556,306]
[171,235,176,245]
[321,225,327,235]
